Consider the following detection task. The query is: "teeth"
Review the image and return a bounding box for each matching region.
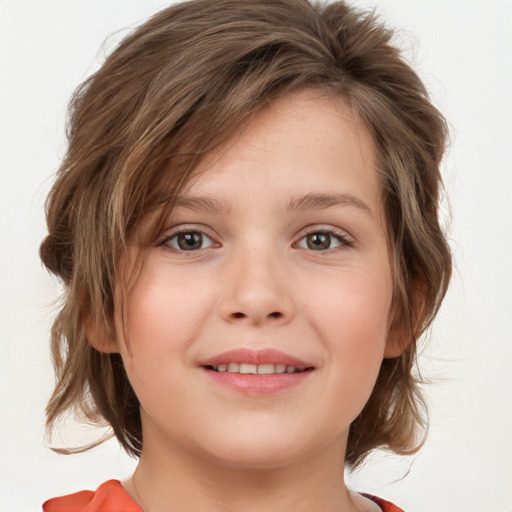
[211,363,303,374]
[239,363,258,374]
[257,364,274,375]
[227,362,239,373]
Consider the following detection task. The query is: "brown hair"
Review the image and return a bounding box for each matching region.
[40,0,451,469]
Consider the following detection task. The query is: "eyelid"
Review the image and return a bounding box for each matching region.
[294,225,354,250]
[158,224,220,250]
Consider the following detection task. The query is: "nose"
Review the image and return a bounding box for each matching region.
[219,246,294,326]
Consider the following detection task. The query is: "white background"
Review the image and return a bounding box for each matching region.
[1,1,511,511]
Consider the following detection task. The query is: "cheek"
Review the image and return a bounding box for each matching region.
[309,265,392,394]
[116,262,220,407]
[124,263,214,353]
[312,264,392,340]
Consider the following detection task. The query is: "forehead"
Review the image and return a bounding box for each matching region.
[178,90,381,218]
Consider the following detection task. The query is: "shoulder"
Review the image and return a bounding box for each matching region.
[43,480,141,512]
[366,494,407,512]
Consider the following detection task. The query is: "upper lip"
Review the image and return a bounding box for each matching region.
[198,348,313,370]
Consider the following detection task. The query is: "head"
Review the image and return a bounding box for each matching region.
[40,0,451,469]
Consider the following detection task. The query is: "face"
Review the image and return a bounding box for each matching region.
[109,91,397,469]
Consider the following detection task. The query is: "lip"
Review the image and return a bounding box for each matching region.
[198,348,314,395]
[198,347,312,369]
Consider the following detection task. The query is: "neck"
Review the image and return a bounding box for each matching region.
[124,426,372,512]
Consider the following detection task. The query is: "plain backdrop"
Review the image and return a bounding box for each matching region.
[1,1,511,511]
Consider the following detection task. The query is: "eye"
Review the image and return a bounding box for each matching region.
[161,230,215,251]
[296,230,351,251]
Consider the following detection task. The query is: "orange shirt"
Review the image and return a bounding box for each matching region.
[43,480,141,512]
[369,495,406,512]
[43,480,405,512]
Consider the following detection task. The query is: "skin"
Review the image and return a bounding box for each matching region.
[89,90,403,511]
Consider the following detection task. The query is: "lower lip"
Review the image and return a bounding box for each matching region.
[202,368,313,395]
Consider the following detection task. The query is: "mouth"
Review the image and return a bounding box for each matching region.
[204,363,312,374]
[199,347,314,372]
[199,348,315,394]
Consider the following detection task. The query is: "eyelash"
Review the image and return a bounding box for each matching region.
[158,226,354,253]
[159,228,217,252]
[296,227,354,252]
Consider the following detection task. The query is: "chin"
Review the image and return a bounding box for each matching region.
[209,444,302,470]
[196,422,324,470]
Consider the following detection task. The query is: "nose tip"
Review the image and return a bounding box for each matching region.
[220,255,294,326]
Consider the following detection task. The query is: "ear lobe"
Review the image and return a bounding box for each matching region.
[384,323,411,358]
[83,311,120,354]
[384,282,426,359]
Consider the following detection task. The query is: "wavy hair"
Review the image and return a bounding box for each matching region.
[40,0,451,468]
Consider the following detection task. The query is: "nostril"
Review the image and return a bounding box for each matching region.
[231,311,282,320]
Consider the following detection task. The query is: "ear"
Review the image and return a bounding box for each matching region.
[83,309,120,354]
[384,322,411,358]
[384,281,426,358]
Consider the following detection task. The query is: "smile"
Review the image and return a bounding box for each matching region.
[200,348,315,395]
[206,363,307,374]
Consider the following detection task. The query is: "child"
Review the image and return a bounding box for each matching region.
[40,0,451,510]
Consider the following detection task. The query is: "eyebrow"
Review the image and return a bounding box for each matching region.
[171,192,372,217]
[286,193,373,216]
[172,195,233,216]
